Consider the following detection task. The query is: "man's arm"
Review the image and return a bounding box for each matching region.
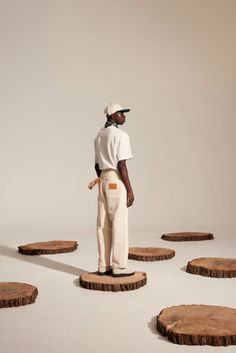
[95,163,101,177]
[117,160,134,207]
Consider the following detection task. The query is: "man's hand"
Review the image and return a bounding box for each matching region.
[127,191,134,207]
[117,160,134,208]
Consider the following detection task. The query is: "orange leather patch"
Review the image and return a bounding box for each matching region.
[109,183,117,190]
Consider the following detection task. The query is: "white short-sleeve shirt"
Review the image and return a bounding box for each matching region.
[94,126,133,170]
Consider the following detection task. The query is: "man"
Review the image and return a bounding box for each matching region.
[93,103,135,277]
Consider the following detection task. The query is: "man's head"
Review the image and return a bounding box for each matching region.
[104,103,130,125]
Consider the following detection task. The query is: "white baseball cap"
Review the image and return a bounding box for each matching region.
[104,103,130,116]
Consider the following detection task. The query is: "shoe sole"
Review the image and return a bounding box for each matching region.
[97,270,112,276]
[112,272,135,278]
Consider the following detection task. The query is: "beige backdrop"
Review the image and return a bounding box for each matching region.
[1,0,236,232]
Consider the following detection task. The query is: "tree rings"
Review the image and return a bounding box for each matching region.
[79,271,147,292]
[157,304,236,346]
[187,257,236,278]
[18,240,78,255]
[161,232,214,242]
[128,247,175,261]
[0,282,38,308]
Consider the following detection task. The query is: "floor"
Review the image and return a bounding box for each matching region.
[0,228,235,353]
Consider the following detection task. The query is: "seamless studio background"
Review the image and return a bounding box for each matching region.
[1,0,236,234]
[1,2,236,353]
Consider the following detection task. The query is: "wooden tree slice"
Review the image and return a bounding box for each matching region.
[128,247,175,261]
[0,282,38,308]
[157,304,236,346]
[187,257,236,278]
[80,271,147,292]
[18,240,78,255]
[161,232,214,242]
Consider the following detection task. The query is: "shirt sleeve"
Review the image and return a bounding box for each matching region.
[116,133,133,161]
[94,138,99,163]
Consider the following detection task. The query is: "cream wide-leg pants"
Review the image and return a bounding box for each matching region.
[97,169,128,272]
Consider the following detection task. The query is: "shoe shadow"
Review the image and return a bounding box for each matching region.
[73,278,81,287]
[0,244,87,276]
[147,316,169,343]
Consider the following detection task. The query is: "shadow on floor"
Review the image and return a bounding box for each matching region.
[73,278,81,287]
[0,244,87,276]
[147,316,169,343]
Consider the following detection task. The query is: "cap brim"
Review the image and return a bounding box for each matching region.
[118,109,130,113]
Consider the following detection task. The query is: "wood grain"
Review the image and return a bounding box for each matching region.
[18,240,78,255]
[161,232,213,242]
[157,304,236,346]
[128,247,175,261]
[187,257,236,278]
[0,282,38,308]
[80,271,147,292]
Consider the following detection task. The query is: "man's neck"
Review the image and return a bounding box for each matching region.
[105,119,118,128]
